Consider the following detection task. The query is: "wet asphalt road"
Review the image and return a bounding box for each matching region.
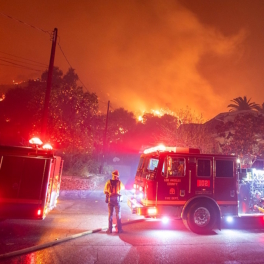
[0,186,264,263]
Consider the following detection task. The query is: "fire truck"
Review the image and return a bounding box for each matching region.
[0,138,63,220]
[127,145,264,234]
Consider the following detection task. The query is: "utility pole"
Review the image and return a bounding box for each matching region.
[101,100,110,173]
[41,28,58,140]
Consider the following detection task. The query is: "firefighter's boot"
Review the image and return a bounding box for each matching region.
[117,219,123,233]
[107,219,112,233]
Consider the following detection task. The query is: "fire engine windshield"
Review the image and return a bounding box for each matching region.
[136,156,159,177]
[147,158,159,171]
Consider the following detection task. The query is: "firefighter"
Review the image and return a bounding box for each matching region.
[104,170,125,233]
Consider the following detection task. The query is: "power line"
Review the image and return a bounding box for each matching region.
[0,56,47,68]
[57,41,111,111]
[0,63,43,72]
[97,98,110,106]
[0,12,51,73]
[57,40,73,69]
[0,59,44,72]
[0,12,51,35]
[0,11,112,102]
[0,51,48,66]
[57,39,89,91]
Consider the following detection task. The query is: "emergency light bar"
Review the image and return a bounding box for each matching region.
[29,137,43,146]
[43,143,53,150]
[29,137,53,150]
[143,145,200,154]
[144,145,166,154]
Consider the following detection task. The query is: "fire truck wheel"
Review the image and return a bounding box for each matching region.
[186,202,216,234]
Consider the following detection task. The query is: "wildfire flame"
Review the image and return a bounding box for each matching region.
[137,108,178,123]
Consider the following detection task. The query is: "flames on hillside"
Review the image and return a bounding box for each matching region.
[137,107,204,127]
[138,108,178,123]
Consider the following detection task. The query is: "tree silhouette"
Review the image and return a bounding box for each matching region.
[216,113,264,156]
[228,96,259,111]
[257,103,264,113]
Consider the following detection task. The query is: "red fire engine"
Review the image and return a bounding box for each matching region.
[127,145,264,234]
[0,138,63,220]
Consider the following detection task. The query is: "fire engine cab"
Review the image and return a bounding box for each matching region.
[0,138,63,220]
[127,145,264,234]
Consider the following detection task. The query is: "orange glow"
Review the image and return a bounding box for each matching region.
[151,108,176,117]
[0,1,259,121]
[119,127,125,134]
[153,110,161,116]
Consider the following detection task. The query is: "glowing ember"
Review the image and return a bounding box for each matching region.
[0,94,5,101]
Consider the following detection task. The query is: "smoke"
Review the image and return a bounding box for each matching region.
[79,0,247,119]
[0,0,248,120]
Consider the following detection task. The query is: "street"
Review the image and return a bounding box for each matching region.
[0,186,264,264]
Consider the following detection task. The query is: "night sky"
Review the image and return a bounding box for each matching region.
[1,0,264,120]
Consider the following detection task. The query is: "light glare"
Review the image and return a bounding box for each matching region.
[148,208,157,215]
[226,216,233,223]
[43,143,53,150]
[162,217,169,224]
[29,137,43,145]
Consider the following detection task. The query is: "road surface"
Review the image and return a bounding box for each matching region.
[0,185,264,263]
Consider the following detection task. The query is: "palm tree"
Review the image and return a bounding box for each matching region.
[257,103,264,113]
[227,96,260,112]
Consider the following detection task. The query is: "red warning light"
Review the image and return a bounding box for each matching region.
[37,209,42,216]
[29,137,43,146]
[43,143,53,150]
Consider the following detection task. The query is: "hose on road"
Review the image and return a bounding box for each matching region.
[0,226,106,260]
[0,219,144,260]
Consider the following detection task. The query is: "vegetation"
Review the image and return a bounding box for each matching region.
[216,113,264,156]
[228,96,260,112]
[1,69,264,174]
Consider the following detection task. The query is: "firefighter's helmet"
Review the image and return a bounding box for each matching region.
[112,170,119,179]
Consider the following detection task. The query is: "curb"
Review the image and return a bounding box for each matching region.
[0,219,145,260]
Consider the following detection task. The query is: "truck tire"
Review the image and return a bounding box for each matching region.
[185,202,216,234]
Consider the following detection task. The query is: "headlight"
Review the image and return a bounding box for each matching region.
[147,208,157,215]
[226,216,233,223]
